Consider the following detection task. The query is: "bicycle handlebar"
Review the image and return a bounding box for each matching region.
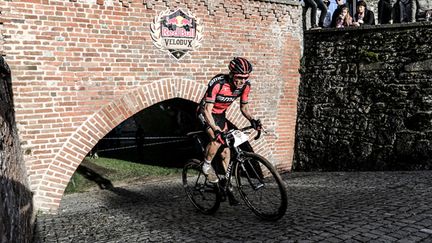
[226,126,262,142]
[255,129,261,140]
[238,126,261,140]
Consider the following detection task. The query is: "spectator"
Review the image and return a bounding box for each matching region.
[413,0,432,21]
[353,0,376,25]
[303,0,329,28]
[336,6,354,27]
[378,0,397,24]
[394,0,414,23]
[330,0,347,27]
[323,0,333,27]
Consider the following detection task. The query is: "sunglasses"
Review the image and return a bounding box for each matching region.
[234,75,249,80]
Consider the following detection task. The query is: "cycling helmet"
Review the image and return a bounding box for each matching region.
[229,57,253,75]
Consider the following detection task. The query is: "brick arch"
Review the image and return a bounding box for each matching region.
[33,79,271,211]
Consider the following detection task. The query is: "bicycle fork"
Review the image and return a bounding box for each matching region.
[238,159,265,191]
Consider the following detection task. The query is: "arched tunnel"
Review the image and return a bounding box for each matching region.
[94,98,203,168]
[68,98,254,192]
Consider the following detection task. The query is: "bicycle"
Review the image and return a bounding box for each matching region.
[182,126,288,221]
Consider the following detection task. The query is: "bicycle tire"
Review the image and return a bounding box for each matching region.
[182,159,221,214]
[235,152,288,221]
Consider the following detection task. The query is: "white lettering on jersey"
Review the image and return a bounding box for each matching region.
[216,96,237,102]
[208,75,224,87]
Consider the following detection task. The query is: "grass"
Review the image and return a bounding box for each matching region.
[64,156,182,194]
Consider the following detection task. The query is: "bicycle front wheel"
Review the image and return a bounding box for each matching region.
[235,152,288,221]
[182,159,221,214]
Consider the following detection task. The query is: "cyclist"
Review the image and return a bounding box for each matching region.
[197,57,262,194]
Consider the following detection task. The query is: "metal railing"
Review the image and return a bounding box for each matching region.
[89,135,191,156]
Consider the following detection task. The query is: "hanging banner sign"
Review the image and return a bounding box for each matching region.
[150,8,203,59]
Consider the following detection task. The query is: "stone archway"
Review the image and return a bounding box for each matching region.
[33,79,271,211]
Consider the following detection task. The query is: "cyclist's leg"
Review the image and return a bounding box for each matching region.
[209,115,230,175]
[220,143,230,172]
[199,113,226,183]
[202,140,220,183]
[202,137,221,181]
[197,112,220,163]
[201,114,239,205]
[204,128,221,162]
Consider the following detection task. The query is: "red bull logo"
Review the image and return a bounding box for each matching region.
[150,8,203,59]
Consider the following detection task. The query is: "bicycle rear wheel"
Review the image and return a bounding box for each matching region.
[235,152,288,221]
[182,159,221,214]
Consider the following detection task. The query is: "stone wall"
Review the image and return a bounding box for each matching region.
[295,22,432,171]
[0,56,33,242]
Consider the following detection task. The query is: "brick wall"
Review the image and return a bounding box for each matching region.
[1,0,302,211]
[295,23,432,171]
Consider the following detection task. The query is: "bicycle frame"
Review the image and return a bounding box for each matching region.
[187,126,261,193]
[217,126,261,193]
[219,153,238,193]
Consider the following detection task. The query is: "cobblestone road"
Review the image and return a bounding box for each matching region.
[34,171,432,242]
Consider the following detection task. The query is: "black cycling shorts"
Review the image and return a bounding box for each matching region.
[198,112,227,131]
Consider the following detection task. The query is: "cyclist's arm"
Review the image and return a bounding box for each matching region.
[240,82,255,121]
[240,103,254,121]
[203,102,221,132]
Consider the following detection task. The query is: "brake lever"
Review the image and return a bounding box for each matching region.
[253,125,268,140]
[254,129,261,140]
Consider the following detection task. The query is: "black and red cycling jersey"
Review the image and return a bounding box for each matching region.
[199,74,251,114]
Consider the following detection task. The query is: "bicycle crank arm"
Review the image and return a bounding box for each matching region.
[253,183,264,190]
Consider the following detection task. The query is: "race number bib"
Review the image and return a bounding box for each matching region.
[232,130,249,147]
